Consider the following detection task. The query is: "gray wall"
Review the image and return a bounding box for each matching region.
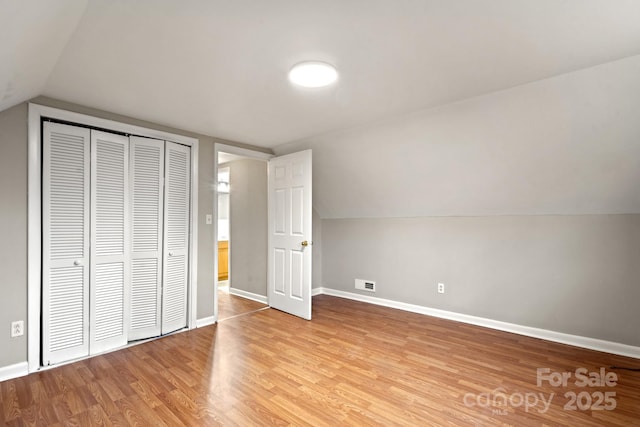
[322,215,640,347]
[274,55,640,348]
[0,96,271,372]
[0,103,28,367]
[312,209,323,289]
[276,55,640,219]
[196,138,216,319]
[228,159,268,296]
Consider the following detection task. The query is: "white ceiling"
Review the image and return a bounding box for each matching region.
[0,0,87,113]
[3,0,640,148]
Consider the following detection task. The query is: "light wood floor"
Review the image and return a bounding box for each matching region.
[217,291,268,321]
[1,295,639,426]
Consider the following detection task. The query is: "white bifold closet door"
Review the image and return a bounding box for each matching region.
[89,130,129,354]
[129,138,191,339]
[162,142,191,334]
[43,122,191,365]
[42,122,91,366]
[43,124,130,364]
[129,137,164,340]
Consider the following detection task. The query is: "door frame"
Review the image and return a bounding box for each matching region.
[27,103,199,372]
[213,143,272,322]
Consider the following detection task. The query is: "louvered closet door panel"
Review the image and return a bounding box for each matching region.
[90,131,129,354]
[129,137,164,340]
[42,122,90,365]
[162,142,190,334]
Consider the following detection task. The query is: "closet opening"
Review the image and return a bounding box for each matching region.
[27,104,199,372]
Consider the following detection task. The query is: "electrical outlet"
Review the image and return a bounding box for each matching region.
[437,283,445,294]
[11,320,24,338]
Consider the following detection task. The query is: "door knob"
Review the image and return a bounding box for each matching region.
[168,251,174,256]
[301,240,312,247]
[73,260,81,266]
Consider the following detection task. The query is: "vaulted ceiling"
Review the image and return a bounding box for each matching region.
[3,1,640,218]
[3,0,640,148]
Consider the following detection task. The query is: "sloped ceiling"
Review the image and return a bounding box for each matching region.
[38,0,640,147]
[2,1,640,218]
[0,0,87,112]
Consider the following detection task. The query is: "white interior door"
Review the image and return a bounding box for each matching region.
[42,122,90,365]
[129,136,164,340]
[90,130,129,354]
[268,150,312,320]
[162,141,191,334]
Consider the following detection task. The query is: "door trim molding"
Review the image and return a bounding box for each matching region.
[28,103,199,372]
[215,143,272,161]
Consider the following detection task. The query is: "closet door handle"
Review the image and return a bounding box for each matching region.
[73,260,82,266]
[168,251,174,257]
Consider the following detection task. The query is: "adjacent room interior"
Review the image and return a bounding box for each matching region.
[0,1,639,425]
[216,151,269,321]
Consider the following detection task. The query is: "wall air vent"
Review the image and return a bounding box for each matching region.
[355,279,376,292]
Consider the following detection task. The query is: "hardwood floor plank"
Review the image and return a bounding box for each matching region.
[217,290,268,321]
[116,394,168,427]
[85,404,114,427]
[85,382,120,417]
[1,382,21,423]
[50,396,74,422]
[128,381,163,409]
[269,393,339,427]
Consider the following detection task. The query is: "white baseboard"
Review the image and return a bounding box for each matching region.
[229,288,268,304]
[196,316,216,328]
[315,287,640,359]
[0,361,29,383]
[312,287,323,296]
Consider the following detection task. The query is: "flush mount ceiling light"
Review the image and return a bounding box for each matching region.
[288,61,338,88]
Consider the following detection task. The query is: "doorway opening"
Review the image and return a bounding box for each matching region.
[217,166,230,289]
[215,147,270,321]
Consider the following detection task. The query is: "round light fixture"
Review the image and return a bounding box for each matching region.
[288,61,338,88]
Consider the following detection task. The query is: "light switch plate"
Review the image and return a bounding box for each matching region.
[206,214,213,225]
